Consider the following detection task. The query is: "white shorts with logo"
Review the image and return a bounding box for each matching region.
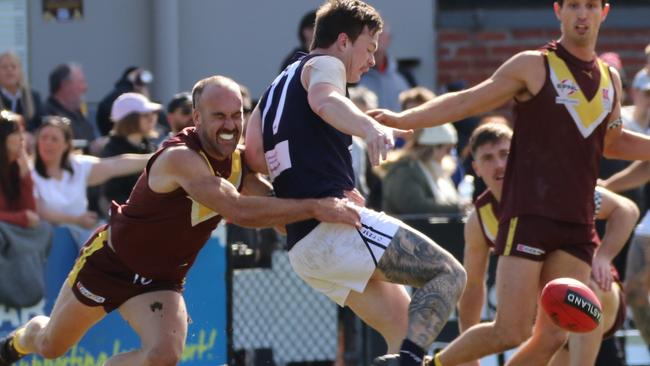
[288,207,401,306]
[635,210,650,237]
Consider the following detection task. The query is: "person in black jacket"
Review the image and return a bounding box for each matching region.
[101,93,160,205]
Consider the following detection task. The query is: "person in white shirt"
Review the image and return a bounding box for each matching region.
[31,116,151,246]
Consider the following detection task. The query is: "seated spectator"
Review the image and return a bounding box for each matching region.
[31,116,151,247]
[96,66,159,136]
[101,93,160,205]
[43,63,96,150]
[0,52,43,133]
[382,124,463,216]
[0,110,51,308]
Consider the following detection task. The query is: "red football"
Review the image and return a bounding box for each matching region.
[540,277,602,333]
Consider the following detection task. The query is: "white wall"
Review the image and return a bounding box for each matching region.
[28,0,153,104]
[26,0,436,104]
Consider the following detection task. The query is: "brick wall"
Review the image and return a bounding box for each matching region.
[437,28,650,89]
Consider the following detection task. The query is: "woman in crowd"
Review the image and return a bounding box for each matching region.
[0,52,43,133]
[0,110,51,308]
[382,123,463,216]
[100,92,160,205]
[31,115,151,247]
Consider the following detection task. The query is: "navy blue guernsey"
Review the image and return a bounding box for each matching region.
[259,54,355,249]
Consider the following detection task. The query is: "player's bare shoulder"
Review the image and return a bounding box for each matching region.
[504,50,546,102]
[148,145,205,193]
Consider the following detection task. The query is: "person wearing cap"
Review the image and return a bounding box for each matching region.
[100,93,161,205]
[382,123,463,216]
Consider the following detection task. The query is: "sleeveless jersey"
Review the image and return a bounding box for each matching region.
[475,189,501,248]
[109,128,244,282]
[258,54,355,248]
[501,42,615,225]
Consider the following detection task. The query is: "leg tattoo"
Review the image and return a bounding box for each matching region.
[378,226,466,348]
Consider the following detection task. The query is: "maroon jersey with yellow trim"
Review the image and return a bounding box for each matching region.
[501,42,615,225]
[475,189,501,248]
[109,128,244,282]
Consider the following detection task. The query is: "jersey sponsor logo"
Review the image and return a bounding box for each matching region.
[516,244,545,256]
[76,281,105,304]
[547,51,614,138]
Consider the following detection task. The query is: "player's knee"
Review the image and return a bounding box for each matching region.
[494,323,531,349]
[144,344,183,366]
[38,339,70,359]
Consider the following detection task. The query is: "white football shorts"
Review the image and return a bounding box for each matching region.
[288,207,401,306]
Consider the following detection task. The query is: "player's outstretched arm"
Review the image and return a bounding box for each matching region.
[592,187,640,290]
[458,210,491,335]
[153,146,361,228]
[368,51,540,130]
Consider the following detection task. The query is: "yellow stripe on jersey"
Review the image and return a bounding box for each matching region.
[478,203,499,243]
[547,51,614,138]
[503,217,519,256]
[66,229,107,287]
[190,149,243,226]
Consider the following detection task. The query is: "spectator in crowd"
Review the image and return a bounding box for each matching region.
[632,43,650,92]
[101,93,160,205]
[96,66,156,136]
[31,116,151,247]
[279,10,317,72]
[382,123,463,216]
[358,25,410,111]
[0,110,51,309]
[398,87,436,149]
[43,63,96,148]
[348,86,377,198]
[623,68,650,135]
[0,52,43,133]
[166,92,193,135]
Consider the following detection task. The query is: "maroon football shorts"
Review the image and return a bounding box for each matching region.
[66,226,183,313]
[494,215,597,265]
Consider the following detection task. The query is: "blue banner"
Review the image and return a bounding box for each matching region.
[0,226,227,365]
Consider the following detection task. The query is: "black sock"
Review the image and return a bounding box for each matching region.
[399,338,425,366]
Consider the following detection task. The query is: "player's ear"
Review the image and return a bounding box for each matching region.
[553,2,561,20]
[601,3,610,21]
[336,32,349,51]
[192,108,201,127]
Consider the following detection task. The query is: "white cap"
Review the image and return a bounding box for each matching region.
[418,124,458,145]
[632,70,650,91]
[111,92,162,122]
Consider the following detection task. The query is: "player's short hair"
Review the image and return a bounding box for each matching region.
[556,0,607,7]
[191,75,240,110]
[311,0,383,50]
[469,122,513,157]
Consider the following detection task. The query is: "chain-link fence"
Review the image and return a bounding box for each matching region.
[230,226,338,366]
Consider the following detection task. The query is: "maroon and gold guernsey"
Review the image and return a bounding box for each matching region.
[109,128,244,282]
[500,42,616,225]
[475,189,501,248]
